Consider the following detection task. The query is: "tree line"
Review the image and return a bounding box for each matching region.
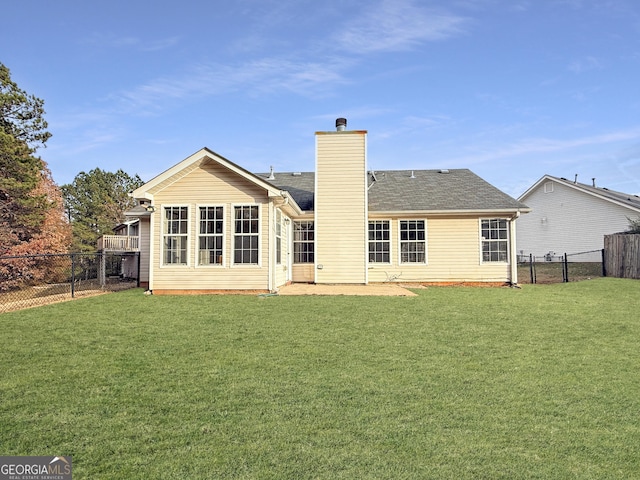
[1,62,143,288]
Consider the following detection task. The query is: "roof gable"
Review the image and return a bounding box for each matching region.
[132,147,286,201]
[519,175,640,212]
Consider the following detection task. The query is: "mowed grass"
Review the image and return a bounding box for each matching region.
[1,279,639,479]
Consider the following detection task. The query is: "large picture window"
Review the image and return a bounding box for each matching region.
[198,206,223,265]
[234,205,259,264]
[293,221,314,263]
[163,206,188,265]
[481,219,508,262]
[400,220,426,264]
[368,220,390,263]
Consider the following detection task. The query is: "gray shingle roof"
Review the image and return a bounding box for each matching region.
[259,169,528,213]
[549,176,640,210]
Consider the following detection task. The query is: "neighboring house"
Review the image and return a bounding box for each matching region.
[517,174,640,261]
[113,119,529,293]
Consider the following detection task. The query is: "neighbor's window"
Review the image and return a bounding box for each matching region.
[400,220,426,263]
[369,220,390,263]
[198,206,223,265]
[293,221,314,263]
[234,205,259,264]
[276,210,282,265]
[163,206,188,265]
[481,219,508,262]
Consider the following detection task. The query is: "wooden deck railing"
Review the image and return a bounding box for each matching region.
[98,235,140,252]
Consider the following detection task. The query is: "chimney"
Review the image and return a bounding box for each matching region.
[336,117,347,131]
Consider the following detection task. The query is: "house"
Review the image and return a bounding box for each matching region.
[516,174,640,261]
[115,119,529,294]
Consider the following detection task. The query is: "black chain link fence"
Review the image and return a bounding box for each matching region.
[517,249,605,284]
[0,252,140,313]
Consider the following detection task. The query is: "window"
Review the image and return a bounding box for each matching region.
[276,210,282,265]
[198,206,223,265]
[293,221,314,263]
[163,206,188,265]
[368,220,390,263]
[400,220,426,263]
[234,205,259,264]
[481,219,508,262]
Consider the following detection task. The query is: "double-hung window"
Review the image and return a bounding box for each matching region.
[198,206,223,265]
[368,220,390,263]
[163,206,188,265]
[234,205,259,264]
[400,220,426,264]
[481,219,508,262]
[293,221,314,263]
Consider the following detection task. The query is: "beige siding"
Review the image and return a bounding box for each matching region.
[292,264,314,282]
[315,131,368,283]
[367,216,511,283]
[150,161,272,291]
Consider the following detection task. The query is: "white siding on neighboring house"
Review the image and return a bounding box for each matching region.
[517,178,638,260]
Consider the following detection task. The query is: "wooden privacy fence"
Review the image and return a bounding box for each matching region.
[604,233,640,279]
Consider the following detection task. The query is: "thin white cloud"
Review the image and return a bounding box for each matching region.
[568,56,603,73]
[335,0,468,54]
[114,57,353,112]
[452,127,640,165]
[81,33,179,52]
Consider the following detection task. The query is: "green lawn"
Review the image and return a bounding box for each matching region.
[1,279,639,479]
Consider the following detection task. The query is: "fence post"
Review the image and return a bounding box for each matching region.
[601,248,606,277]
[136,252,141,288]
[100,252,106,288]
[529,254,535,284]
[563,253,569,282]
[71,253,76,298]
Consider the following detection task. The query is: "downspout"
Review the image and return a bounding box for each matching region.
[148,207,155,292]
[509,211,520,285]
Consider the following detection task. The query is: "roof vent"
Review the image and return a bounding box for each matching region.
[410,170,416,179]
[268,166,275,180]
[292,172,302,176]
[336,118,347,131]
[439,169,450,174]
[592,178,596,187]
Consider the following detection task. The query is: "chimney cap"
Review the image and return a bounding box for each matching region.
[336,118,347,131]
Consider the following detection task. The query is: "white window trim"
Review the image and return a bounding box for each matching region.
[368,219,392,264]
[275,209,282,265]
[398,219,428,265]
[160,204,190,268]
[479,218,510,264]
[196,204,225,268]
[231,203,262,267]
[292,220,314,264]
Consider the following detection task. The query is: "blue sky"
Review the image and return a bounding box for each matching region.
[3,0,640,197]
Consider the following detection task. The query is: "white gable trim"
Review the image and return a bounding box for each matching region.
[519,175,640,214]
[132,147,284,200]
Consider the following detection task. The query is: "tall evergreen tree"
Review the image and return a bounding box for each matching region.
[0,62,68,255]
[62,168,144,252]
